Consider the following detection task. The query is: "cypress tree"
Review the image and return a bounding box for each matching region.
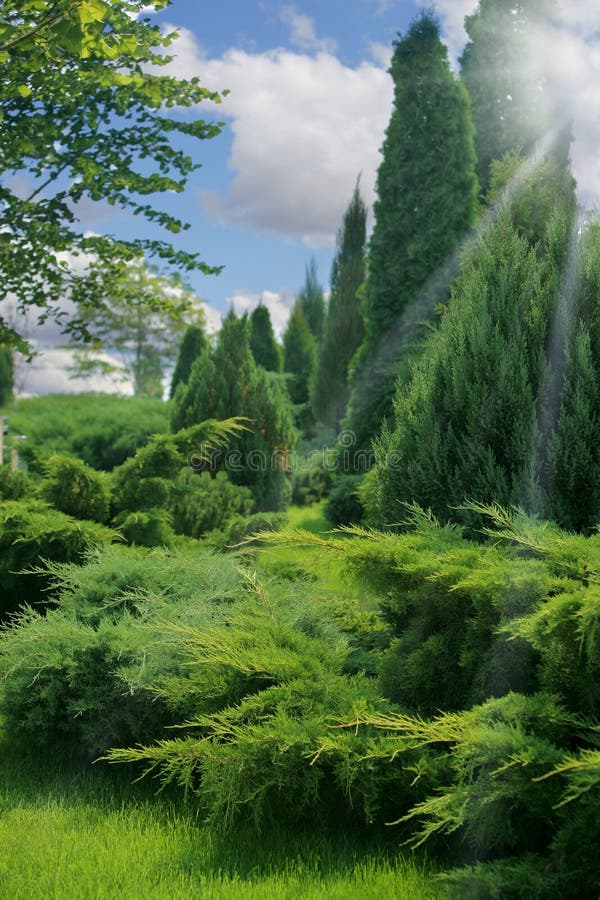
[283,304,317,406]
[172,312,295,510]
[374,214,560,525]
[460,0,566,192]
[549,322,600,533]
[0,345,13,406]
[297,259,326,343]
[372,157,576,528]
[344,12,478,458]
[250,303,282,372]
[312,182,367,430]
[170,325,206,398]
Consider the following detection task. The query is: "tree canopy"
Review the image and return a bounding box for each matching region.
[0,0,226,351]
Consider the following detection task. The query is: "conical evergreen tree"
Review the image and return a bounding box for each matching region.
[460,0,567,192]
[170,325,206,399]
[250,303,282,372]
[371,153,577,527]
[172,311,295,510]
[312,182,366,430]
[297,259,326,343]
[549,322,600,533]
[344,12,478,459]
[283,303,317,406]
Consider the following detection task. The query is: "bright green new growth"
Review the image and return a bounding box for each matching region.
[344,11,478,456]
[312,182,366,430]
[250,304,282,373]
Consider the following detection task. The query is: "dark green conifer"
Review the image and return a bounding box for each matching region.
[460,0,566,192]
[283,304,317,406]
[170,325,206,399]
[172,312,295,510]
[312,182,366,430]
[297,259,326,343]
[0,345,13,406]
[345,12,478,457]
[250,303,282,372]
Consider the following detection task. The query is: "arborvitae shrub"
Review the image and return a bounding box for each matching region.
[170,469,254,539]
[38,454,111,523]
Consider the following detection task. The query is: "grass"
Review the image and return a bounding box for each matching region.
[0,741,440,899]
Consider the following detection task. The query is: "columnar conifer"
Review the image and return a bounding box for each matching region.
[345,12,478,457]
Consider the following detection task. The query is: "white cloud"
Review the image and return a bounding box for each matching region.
[160,27,390,246]
[279,5,338,54]
[230,289,294,336]
[15,346,133,397]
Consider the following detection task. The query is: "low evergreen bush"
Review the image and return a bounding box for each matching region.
[0,500,115,617]
[170,470,253,538]
[38,454,111,523]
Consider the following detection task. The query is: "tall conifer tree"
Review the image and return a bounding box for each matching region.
[460,0,566,192]
[172,312,295,510]
[344,12,478,458]
[250,303,282,372]
[297,259,326,343]
[170,325,207,399]
[313,182,367,430]
[283,304,317,407]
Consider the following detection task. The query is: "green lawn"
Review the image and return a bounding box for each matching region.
[0,742,439,899]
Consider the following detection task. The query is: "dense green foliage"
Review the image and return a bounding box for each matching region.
[345,12,478,455]
[3,394,170,471]
[170,325,207,398]
[250,304,282,373]
[173,313,295,510]
[0,500,115,617]
[38,453,111,523]
[0,0,225,351]
[324,474,364,526]
[283,303,317,409]
[373,158,578,529]
[170,470,253,539]
[297,259,326,343]
[0,344,13,405]
[313,184,366,430]
[460,0,566,192]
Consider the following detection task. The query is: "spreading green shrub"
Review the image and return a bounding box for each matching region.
[0,545,245,758]
[170,470,253,539]
[38,454,111,523]
[210,511,288,551]
[0,500,115,617]
[291,459,333,506]
[0,464,32,500]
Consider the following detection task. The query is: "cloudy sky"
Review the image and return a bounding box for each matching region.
[13,0,600,394]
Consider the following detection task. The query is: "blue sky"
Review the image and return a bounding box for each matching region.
[11,0,600,393]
